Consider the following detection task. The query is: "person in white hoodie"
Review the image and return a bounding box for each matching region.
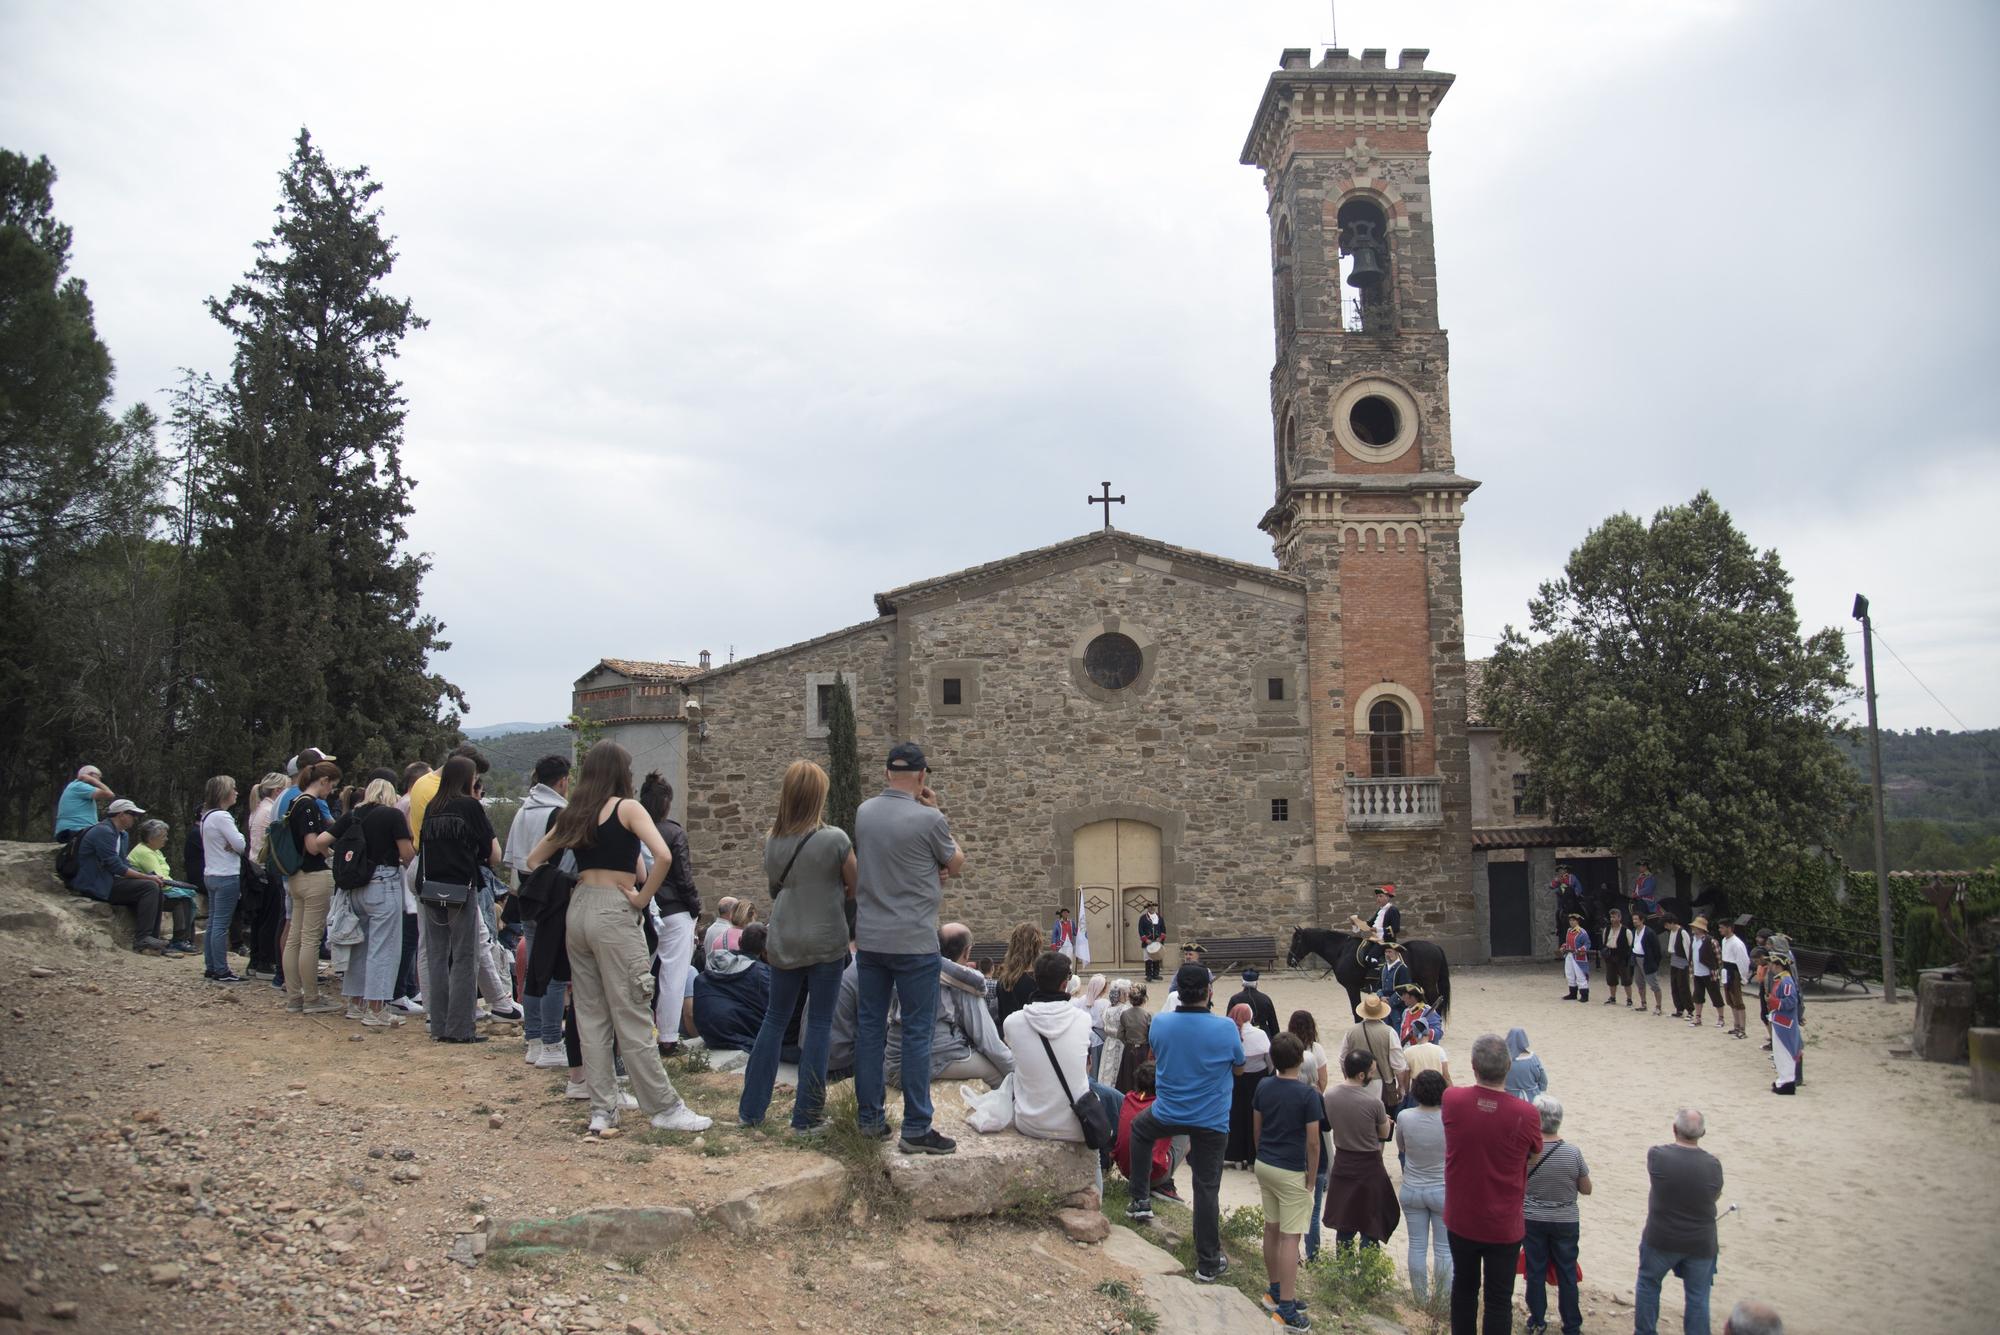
[1005,951,1110,1146]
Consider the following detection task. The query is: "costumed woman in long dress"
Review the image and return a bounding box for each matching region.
[1560,911,1591,1003]
[1226,1001,1272,1168]
[1768,951,1802,1095]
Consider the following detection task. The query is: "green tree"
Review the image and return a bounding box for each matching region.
[1484,491,1859,896]
[825,673,861,840]
[194,130,463,783]
[0,149,165,833]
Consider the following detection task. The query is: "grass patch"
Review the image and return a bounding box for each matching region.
[664,1045,711,1076]
[470,1103,494,1116]
[817,1086,905,1223]
[611,1252,648,1275]
[623,1147,656,1164]
[1304,1238,1399,1317]
[1099,1179,1271,1308]
[1094,1279,1160,1334]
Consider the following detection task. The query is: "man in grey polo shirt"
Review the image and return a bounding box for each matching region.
[853,741,965,1155]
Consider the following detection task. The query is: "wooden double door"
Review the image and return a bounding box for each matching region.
[1073,819,1162,968]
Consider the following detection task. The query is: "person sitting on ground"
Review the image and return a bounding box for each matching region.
[128,819,199,956]
[1254,1031,1323,1332]
[1504,1027,1547,1103]
[55,764,116,842]
[71,798,172,954]
[692,922,775,1054]
[701,896,738,956]
[889,922,1013,1088]
[993,921,1043,1026]
[1113,1060,1181,1202]
[1003,950,1097,1142]
[1228,967,1280,1041]
[1723,1299,1784,1335]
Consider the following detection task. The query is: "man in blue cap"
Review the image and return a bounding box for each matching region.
[853,741,966,1156]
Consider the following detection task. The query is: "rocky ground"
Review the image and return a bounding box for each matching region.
[0,844,1139,1335]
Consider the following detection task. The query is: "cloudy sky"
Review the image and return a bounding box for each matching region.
[5,0,1994,733]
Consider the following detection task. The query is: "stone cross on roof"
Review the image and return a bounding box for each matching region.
[1087,481,1125,531]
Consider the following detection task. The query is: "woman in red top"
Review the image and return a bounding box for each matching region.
[1114,1061,1179,1198]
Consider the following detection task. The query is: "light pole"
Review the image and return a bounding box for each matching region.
[1852,594,1896,1004]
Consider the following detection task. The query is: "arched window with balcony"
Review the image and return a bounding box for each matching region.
[1368,698,1407,777]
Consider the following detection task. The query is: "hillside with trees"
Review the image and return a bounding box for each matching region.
[1842,728,2000,870]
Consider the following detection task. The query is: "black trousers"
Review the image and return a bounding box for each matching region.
[396,911,421,1000]
[1669,965,1692,1014]
[103,877,164,946]
[1448,1231,1521,1335]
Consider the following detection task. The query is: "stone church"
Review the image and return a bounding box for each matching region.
[574,48,1611,966]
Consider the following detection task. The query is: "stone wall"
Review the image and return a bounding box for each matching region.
[895,553,1314,946]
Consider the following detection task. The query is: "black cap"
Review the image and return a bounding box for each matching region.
[886,742,928,772]
[1173,962,1211,999]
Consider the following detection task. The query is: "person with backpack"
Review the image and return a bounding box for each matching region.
[280,761,343,1015]
[195,776,248,982]
[54,764,115,841]
[331,778,415,1027]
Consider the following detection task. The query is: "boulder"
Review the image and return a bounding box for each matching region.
[1139,1273,1275,1335]
[885,1126,1095,1221]
[705,1158,846,1236]
[487,1207,699,1257]
[1913,970,1974,1062]
[1101,1226,1183,1277]
[1053,1207,1109,1243]
[1971,1029,2000,1103]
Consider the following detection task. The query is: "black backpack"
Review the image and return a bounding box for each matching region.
[54,828,86,885]
[331,817,375,890]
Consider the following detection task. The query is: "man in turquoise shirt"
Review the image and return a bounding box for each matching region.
[55,765,114,840]
[1125,962,1243,1283]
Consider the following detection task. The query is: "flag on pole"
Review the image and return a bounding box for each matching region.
[1074,886,1092,966]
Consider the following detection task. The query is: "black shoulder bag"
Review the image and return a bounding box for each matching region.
[417,813,476,909]
[1038,1032,1112,1150]
[768,830,817,896]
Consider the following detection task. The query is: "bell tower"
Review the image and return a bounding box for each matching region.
[1243,47,1480,958]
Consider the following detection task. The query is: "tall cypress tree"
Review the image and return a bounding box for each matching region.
[197,130,462,777]
[825,673,861,840]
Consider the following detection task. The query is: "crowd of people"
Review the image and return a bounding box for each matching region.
[49,747,1791,1334]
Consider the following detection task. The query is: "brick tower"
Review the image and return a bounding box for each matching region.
[1243,47,1481,959]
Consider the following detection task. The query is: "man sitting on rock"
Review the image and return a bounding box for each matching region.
[888,922,1014,1089]
[692,923,779,1055]
[70,798,173,955]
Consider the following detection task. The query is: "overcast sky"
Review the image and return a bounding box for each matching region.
[5,0,1994,734]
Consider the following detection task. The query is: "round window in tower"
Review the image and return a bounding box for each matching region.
[1083,632,1143,691]
[1348,395,1400,448]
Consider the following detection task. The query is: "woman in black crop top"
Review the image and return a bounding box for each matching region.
[527,742,712,1137]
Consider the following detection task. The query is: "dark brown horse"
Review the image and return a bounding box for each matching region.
[1287,926,1452,1021]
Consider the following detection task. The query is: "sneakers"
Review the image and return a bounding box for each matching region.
[361,1010,404,1028]
[134,937,170,955]
[565,1080,591,1100]
[301,999,343,1015]
[488,1003,525,1023]
[525,1040,543,1065]
[897,1129,957,1156]
[651,1105,714,1134]
[534,1046,570,1070]
[390,996,426,1015]
[858,1122,894,1142]
[163,941,195,957]
[206,971,246,984]
[587,1108,620,1136]
[1153,1180,1183,1202]
[284,996,305,1013]
[1278,1302,1312,1331]
[790,1122,829,1140]
[1124,1201,1155,1223]
[345,1001,366,1020]
[1192,1256,1230,1284]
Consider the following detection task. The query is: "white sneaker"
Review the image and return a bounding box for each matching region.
[361,1011,404,1028]
[587,1108,620,1135]
[490,1003,525,1023]
[391,996,426,1015]
[345,1001,366,1020]
[565,1080,591,1100]
[475,1006,493,1022]
[524,1039,543,1065]
[617,1090,639,1110]
[650,1106,713,1134]
[534,1047,570,1069]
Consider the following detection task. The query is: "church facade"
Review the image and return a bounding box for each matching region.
[576,48,1513,964]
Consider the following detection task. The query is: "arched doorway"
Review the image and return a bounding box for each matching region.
[1073,819,1162,969]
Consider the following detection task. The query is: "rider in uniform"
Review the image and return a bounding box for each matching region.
[1347,884,1400,986]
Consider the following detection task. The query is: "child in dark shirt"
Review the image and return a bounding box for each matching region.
[1253,1032,1323,1331]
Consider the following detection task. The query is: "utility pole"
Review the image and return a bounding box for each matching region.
[1852,594,1896,1003]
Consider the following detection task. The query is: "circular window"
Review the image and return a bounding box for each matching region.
[1348,395,1399,448]
[1330,377,1420,463]
[1083,633,1143,690]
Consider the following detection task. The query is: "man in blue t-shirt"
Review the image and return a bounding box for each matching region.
[1126,962,1243,1283]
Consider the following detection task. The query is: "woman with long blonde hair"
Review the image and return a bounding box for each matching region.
[739,760,857,1132]
[994,921,1043,1026]
[529,741,712,1137]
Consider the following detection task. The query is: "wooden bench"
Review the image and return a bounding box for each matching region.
[1789,944,1872,993]
[1193,935,1279,977]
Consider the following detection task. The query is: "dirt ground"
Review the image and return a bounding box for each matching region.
[1195,960,2000,1334]
[0,850,1136,1335]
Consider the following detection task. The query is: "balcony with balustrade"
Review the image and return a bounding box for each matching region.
[1344,775,1443,830]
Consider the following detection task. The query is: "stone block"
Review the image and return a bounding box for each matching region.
[706,1158,845,1236]
[1970,1029,2000,1103]
[1054,1207,1109,1243]
[1101,1225,1183,1276]
[1913,970,1974,1062]
[1139,1273,1277,1335]
[487,1207,699,1257]
[885,1126,1095,1221]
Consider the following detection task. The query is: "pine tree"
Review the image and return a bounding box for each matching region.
[196,130,463,779]
[825,674,861,840]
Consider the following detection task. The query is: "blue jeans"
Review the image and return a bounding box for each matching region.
[1400,1182,1450,1301]
[855,950,941,1137]
[741,955,848,1129]
[1306,1158,1330,1260]
[1522,1218,1581,1333]
[202,874,242,976]
[1633,1242,1715,1335]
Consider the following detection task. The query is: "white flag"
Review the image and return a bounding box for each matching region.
[1074,886,1092,966]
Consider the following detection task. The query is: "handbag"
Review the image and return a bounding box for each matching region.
[1037,1032,1111,1150]
[416,824,474,909]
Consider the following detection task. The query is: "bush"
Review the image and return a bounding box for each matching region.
[1307,1239,1397,1312]
[1904,906,1946,974]
[1220,1204,1265,1244]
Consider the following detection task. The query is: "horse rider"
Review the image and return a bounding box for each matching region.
[1376,940,1412,1031]
[1347,883,1400,983]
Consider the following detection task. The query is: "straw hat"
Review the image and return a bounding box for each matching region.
[1691,916,1710,933]
[1356,994,1391,1022]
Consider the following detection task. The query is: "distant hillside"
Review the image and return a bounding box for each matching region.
[1841,728,1999,823]
[464,720,565,741]
[471,726,572,791]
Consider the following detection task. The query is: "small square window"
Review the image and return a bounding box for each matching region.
[942,677,962,706]
[1267,677,1286,702]
[1270,797,1290,822]
[1511,773,1544,817]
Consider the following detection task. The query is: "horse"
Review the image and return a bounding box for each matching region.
[1287,925,1453,1022]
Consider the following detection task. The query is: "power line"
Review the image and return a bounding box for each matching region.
[1871,629,2000,765]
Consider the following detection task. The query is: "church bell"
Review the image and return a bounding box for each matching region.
[1343,219,1385,289]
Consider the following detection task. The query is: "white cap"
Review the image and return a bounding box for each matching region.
[106,798,145,816]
